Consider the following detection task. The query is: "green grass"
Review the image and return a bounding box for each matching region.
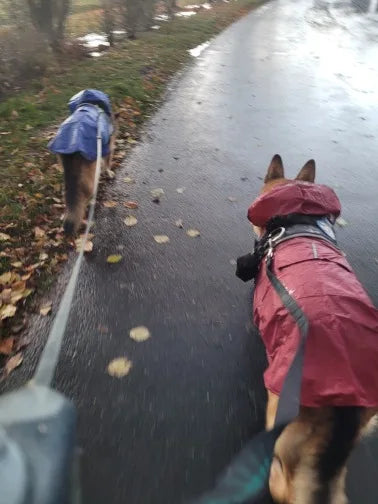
[0,0,263,334]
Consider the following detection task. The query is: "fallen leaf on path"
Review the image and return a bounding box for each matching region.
[230,259,237,266]
[127,138,137,144]
[124,201,139,209]
[0,337,14,356]
[40,302,52,316]
[151,188,164,203]
[0,232,11,241]
[186,229,200,238]
[124,215,138,227]
[75,237,94,253]
[336,217,348,227]
[227,196,237,202]
[103,200,118,208]
[107,357,132,378]
[107,254,122,264]
[98,324,109,334]
[129,326,151,342]
[4,352,23,376]
[0,304,17,320]
[123,176,135,184]
[176,187,185,194]
[153,235,170,244]
[175,219,184,228]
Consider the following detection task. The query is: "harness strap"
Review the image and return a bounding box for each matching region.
[265,255,309,426]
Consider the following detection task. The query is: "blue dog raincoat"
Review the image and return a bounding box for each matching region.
[48,89,113,161]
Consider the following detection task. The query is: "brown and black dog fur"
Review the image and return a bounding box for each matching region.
[253,155,378,504]
[58,112,119,236]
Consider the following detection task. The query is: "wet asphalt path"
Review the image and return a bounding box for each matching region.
[5,0,378,502]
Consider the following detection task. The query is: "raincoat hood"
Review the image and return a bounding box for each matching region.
[68,89,112,116]
[248,182,341,227]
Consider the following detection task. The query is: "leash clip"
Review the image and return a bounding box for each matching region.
[266,227,285,262]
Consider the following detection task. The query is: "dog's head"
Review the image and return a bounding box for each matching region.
[252,155,316,237]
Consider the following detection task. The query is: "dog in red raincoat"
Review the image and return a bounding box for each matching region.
[249,155,378,504]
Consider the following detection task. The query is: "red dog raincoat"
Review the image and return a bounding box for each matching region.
[249,182,378,407]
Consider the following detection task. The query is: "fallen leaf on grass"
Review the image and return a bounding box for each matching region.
[107,357,132,378]
[176,187,185,194]
[124,216,138,227]
[129,326,151,342]
[124,201,139,209]
[0,272,12,285]
[336,217,348,227]
[0,304,17,320]
[153,235,170,244]
[186,229,200,238]
[175,219,184,228]
[103,200,118,208]
[123,176,135,184]
[0,232,11,241]
[4,352,23,376]
[107,254,122,264]
[34,226,45,238]
[40,302,52,316]
[0,337,14,356]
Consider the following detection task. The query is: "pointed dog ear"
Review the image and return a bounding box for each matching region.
[296,160,315,183]
[265,155,284,183]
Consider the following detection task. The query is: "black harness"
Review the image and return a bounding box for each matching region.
[235,214,338,283]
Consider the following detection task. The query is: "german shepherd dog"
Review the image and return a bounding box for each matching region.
[49,90,119,235]
[250,156,378,504]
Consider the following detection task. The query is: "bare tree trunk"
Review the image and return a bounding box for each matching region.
[27,0,71,52]
[166,0,177,19]
[103,0,115,46]
[124,0,156,39]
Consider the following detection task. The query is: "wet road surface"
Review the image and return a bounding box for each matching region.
[4,0,378,502]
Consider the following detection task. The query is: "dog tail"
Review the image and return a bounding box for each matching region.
[314,406,362,503]
[60,153,91,235]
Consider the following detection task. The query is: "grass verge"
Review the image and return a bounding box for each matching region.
[0,0,263,362]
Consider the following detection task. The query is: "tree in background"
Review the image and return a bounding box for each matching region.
[26,0,71,52]
[166,0,178,19]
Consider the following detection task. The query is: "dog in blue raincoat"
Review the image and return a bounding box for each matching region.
[49,89,119,235]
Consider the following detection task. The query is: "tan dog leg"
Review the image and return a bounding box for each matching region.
[266,389,280,431]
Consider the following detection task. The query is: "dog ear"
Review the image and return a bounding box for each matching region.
[296,160,315,183]
[265,155,284,183]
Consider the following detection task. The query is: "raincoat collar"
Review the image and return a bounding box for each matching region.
[248,182,341,228]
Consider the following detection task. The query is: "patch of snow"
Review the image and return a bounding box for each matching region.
[151,25,161,30]
[77,32,110,49]
[176,10,197,17]
[89,51,103,58]
[202,2,212,9]
[189,40,210,57]
[154,14,169,21]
